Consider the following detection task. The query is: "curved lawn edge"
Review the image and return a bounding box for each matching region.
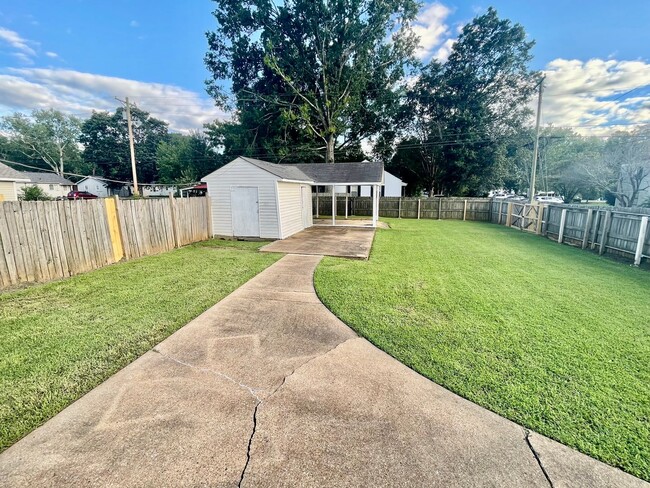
[313,219,650,482]
[0,240,281,452]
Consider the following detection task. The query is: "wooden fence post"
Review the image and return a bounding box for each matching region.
[417,199,421,219]
[634,216,649,266]
[599,210,612,255]
[590,211,601,250]
[535,204,544,235]
[169,193,180,248]
[558,208,568,243]
[398,197,402,219]
[206,196,213,237]
[438,198,442,220]
[582,209,593,249]
[463,199,467,221]
[506,203,513,227]
[105,195,125,262]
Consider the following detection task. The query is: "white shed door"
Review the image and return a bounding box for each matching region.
[301,185,312,228]
[231,187,260,237]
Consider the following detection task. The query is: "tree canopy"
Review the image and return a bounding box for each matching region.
[205,0,420,163]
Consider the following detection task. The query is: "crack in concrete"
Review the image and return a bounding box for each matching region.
[237,337,357,487]
[238,401,260,488]
[524,428,554,488]
[152,348,265,402]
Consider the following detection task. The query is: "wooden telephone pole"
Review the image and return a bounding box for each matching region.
[529,76,545,204]
[115,97,139,196]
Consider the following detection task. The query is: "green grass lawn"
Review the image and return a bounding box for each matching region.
[315,219,650,481]
[0,239,281,451]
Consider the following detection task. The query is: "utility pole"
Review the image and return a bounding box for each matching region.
[115,97,139,196]
[530,76,545,204]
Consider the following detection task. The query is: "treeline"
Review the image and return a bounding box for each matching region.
[0,107,226,188]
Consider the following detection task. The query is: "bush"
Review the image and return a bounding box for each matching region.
[19,185,51,201]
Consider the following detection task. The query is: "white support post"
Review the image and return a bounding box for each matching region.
[331,186,336,226]
[634,216,649,266]
[558,208,567,244]
[372,185,378,228]
[417,199,421,219]
[316,189,319,219]
[345,194,348,219]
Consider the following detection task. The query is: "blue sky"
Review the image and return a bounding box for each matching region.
[0,1,649,132]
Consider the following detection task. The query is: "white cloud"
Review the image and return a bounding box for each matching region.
[45,51,58,58]
[0,68,229,132]
[541,58,650,134]
[0,27,37,56]
[433,38,455,62]
[130,20,139,28]
[412,3,453,60]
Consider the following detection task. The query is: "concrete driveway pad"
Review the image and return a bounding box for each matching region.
[260,226,377,259]
[0,254,646,487]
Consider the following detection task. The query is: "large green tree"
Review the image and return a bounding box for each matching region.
[156,131,220,184]
[1,109,82,176]
[80,107,168,184]
[393,8,538,195]
[205,0,419,163]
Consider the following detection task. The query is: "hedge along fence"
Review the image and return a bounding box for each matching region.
[312,196,493,221]
[0,196,211,289]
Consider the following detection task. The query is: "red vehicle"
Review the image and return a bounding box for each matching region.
[67,190,98,200]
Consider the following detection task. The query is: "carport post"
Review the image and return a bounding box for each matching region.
[372,185,378,228]
[332,186,336,226]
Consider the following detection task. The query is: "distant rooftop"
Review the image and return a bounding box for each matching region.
[0,162,29,181]
[21,171,75,186]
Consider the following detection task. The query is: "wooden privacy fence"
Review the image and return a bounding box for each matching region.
[313,196,492,221]
[0,196,211,289]
[490,199,650,266]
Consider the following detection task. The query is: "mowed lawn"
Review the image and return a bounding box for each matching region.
[315,219,650,481]
[0,240,281,451]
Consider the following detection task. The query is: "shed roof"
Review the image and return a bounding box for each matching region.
[232,158,383,185]
[21,171,75,186]
[0,162,29,182]
[293,162,384,185]
[239,157,313,182]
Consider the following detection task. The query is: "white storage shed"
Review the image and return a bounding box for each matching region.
[202,157,384,239]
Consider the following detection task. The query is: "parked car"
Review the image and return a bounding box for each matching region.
[67,190,98,200]
[534,191,564,204]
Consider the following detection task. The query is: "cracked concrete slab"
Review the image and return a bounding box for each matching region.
[1,253,647,487]
[526,432,648,488]
[260,226,377,259]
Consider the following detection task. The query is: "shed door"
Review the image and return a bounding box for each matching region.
[231,187,260,237]
[301,185,312,228]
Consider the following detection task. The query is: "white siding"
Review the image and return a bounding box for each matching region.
[79,178,110,197]
[277,181,309,238]
[360,171,405,197]
[0,181,17,201]
[17,182,73,199]
[204,158,281,239]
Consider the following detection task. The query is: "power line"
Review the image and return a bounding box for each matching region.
[0,158,132,185]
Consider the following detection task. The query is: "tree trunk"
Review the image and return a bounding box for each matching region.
[326,134,335,164]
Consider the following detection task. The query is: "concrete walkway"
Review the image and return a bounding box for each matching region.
[0,255,646,487]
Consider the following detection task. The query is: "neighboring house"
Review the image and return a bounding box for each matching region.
[141,184,177,197]
[334,170,407,197]
[202,157,383,239]
[18,172,76,199]
[76,176,130,197]
[0,162,30,201]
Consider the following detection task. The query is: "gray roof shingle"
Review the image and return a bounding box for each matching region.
[21,171,75,186]
[239,157,383,184]
[0,162,29,181]
[293,162,383,184]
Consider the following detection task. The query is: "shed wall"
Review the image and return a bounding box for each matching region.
[204,159,281,238]
[277,182,312,238]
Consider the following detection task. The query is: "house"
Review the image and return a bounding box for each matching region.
[140,184,177,197]
[335,169,407,197]
[0,162,30,201]
[76,176,130,197]
[18,172,76,199]
[202,157,384,239]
